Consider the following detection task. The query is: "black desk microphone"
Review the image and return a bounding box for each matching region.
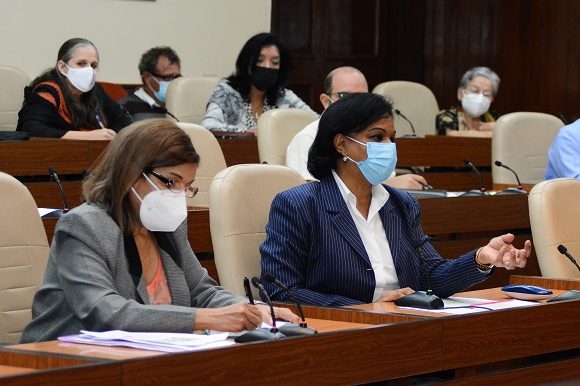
[47,167,69,217]
[395,238,444,309]
[394,108,417,138]
[494,160,527,195]
[161,108,180,122]
[461,158,488,196]
[263,273,317,336]
[547,245,580,303]
[557,244,580,272]
[234,277,286,343]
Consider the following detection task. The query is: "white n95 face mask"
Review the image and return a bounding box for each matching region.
[61,63,96,92]
[131,173,187,232]
[461,91,491,118]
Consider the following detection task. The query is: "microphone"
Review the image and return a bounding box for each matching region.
[557,245,580,272]
[546,244,580,303]
[234,277,286,343]
[263,273,317,336]
[494,160,526,194]
[48,167,69,216]
[395,238,444,309]
[461,158,488,196]
[556,112,569,125]
[394,108,417,138]
[161,108,180,122]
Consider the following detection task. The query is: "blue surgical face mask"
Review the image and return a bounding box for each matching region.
[345,136,397,185]
[151,76,170,103]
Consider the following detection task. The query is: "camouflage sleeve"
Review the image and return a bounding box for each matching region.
[436,108,459,135]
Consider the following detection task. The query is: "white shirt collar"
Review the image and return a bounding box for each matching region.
[331,170,389,221]
[134,88,160,108]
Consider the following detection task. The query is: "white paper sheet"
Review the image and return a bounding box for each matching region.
[400,296,540,315]
[38,208,60,217]
[58,330,234,353]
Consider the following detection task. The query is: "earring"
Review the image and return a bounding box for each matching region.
[343,155,348,162]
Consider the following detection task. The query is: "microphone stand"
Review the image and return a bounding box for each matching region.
[161,108,180,122]
[46,167,70,217]
[395,239,444,309]
[494,161,527,195]
[234,278,286,343]
[557,245,580,272]
[263,273,317,336]
[461,158,488,196]
[395,109,418,138]
[547,245,580,302]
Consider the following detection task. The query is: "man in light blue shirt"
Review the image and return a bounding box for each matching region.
[545,119,580,179]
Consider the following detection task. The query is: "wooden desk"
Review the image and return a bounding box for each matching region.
[0,139,109,208]
[493,182,536,192]
[216,135,494,190]
[397,136,490,167]
[2,135,493,208]
[346,277,580,384]
[0,348,120,385]
[216,134,260,166]
[3,311,439,385]
[3,281,578,385]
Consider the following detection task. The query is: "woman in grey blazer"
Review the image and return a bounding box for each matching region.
[22,119,297,343]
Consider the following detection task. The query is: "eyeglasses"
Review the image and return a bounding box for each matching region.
[151,73,182,82]
[147,169,198,198]
[463,88,493,98]
[329,91,352,100]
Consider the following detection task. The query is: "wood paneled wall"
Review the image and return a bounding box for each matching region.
[272,0,579,122]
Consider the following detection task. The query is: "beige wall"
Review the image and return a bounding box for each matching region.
[0,0,271,83]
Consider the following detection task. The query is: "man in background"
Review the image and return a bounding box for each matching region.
[120,46,181,121]
[286,66,428,189]
[545,119,580,179]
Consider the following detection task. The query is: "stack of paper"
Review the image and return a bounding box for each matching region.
[58,330,235,353]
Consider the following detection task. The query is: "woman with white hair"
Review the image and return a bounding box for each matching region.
[436,66,500,137]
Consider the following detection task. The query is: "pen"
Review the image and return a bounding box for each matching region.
[419,181,433,190]
[95,111,105,128]
[243,276,255,304]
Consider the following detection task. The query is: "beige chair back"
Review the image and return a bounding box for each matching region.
[0,65,30,131]
[166,76,220,124]
[257,108,317,165]
[492,112,564,185]
[528,178,580,279]
[372,81,439,137]
[177,123,227,208]
[0,172,49,344]
[209,164,305,296]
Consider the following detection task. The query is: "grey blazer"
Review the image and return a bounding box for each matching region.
[21,203,245,343]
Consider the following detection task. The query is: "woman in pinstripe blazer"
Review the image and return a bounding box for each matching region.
[260,93,531,306]
[22,120,297,343]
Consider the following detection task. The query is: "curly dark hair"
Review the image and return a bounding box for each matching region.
[308,93,394,180]
[226,33,291,106]
[28,37,103,129]
[138,46,181,76]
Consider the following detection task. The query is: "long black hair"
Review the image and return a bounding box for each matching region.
[28,38,104,129]
[226,33,291,106]
[307,93,394,180]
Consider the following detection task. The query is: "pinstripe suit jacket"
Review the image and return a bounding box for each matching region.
[21,203,245,343]
[260,176,490,306]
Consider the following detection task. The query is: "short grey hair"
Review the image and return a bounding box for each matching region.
[459,66,500,97]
